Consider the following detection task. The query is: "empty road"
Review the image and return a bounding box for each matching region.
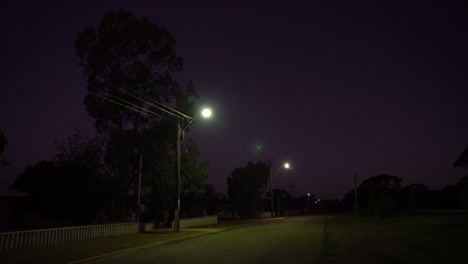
[91,216,325,264]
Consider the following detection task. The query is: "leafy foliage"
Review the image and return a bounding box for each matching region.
[0,129,10,167]
[54,128,105,172]
[8,129,107,225]
[454,147,468,168]
[453,149,468,209]
[0,130,5,155]
[460,184,468,210]
[181,139,210,195]
[358,174,403,216]
[75,10,184,132]
[401,183,429,212]
[12,161,67,220]
[12,157,106,225]
[74,10,204,220]
[266,189,291,216]
[227,161,269,218]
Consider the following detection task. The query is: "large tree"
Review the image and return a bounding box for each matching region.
[74,10,186,132]
[227,161,269,218]
[53,129,108,223]
[453,148,468,209]
[11,129,107,225]
[454,147,468,168]
[139,130,208,226]
[358,174,403,216]
[401,183,429,212]
[0,129,10,167]
[12,161,66,222]
[74,10,201,219]
[181,139,210,195]
[266,188,291,216]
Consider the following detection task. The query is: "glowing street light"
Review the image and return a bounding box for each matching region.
[174,107,212,233]
[201,108,212,118]
[269,159,292,218]
[182,108,212,133]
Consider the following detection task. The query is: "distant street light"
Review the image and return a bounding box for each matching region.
[269,159,292,218]
[174,107,212,233]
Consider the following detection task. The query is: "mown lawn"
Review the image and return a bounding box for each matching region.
[324,214,468,264]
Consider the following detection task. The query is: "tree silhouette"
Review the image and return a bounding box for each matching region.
[266,189,291,216]
[12,160,104,225]
[0,129,10,167]
[53,129,108,223]
[227,161,269,218]
[75,10,186,132]
[11,129,108,225]
[401,183,429,211]
[74,10,200,219]
[454,148,468,209]
[454,147,468,168]
[358,174,403,216]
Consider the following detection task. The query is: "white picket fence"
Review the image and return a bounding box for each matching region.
[0,222,138,252]
[0,216,218,253]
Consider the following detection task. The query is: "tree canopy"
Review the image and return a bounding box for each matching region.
[11,129,108,225]
[357,174,403,216]
[454,147,468,168]
[74,10,206,221]
[227,161,269,218]
[75,10,185,131]
[0,129,10,167]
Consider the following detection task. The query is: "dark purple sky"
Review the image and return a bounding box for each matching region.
[1,0,467,199]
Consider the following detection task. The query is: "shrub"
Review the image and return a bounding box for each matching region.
[459,185,468,210]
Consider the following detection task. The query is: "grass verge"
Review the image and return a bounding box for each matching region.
[322,217,337,264]
[326,214,468,264]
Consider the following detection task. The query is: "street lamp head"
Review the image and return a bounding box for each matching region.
[201,108,212,118]
[284,163,290,169]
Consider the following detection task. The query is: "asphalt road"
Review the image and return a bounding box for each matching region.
[91,216,325,264]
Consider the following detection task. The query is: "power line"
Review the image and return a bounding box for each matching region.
[95,67,191,119]
[1,18,196,121]
[94,78,189,120]
[99,68,194,119]
[89,91,155,118]
[88,89,167,120]
[137,91,191,119]
[89,84,179,119]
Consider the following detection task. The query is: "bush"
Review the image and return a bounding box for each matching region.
[373,198,399,218]
[459,185,468,210]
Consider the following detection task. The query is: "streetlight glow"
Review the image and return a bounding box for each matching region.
[269,159,293,218]
[174,107,213,233]
[201,108,212,118]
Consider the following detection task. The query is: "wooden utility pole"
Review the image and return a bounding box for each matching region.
[354,172,358,216]
[137,154,142,222]
[269,157,274,218]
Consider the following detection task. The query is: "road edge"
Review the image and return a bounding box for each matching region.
[66,220,279,264]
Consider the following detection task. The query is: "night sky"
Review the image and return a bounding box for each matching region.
[1,1,467,199]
